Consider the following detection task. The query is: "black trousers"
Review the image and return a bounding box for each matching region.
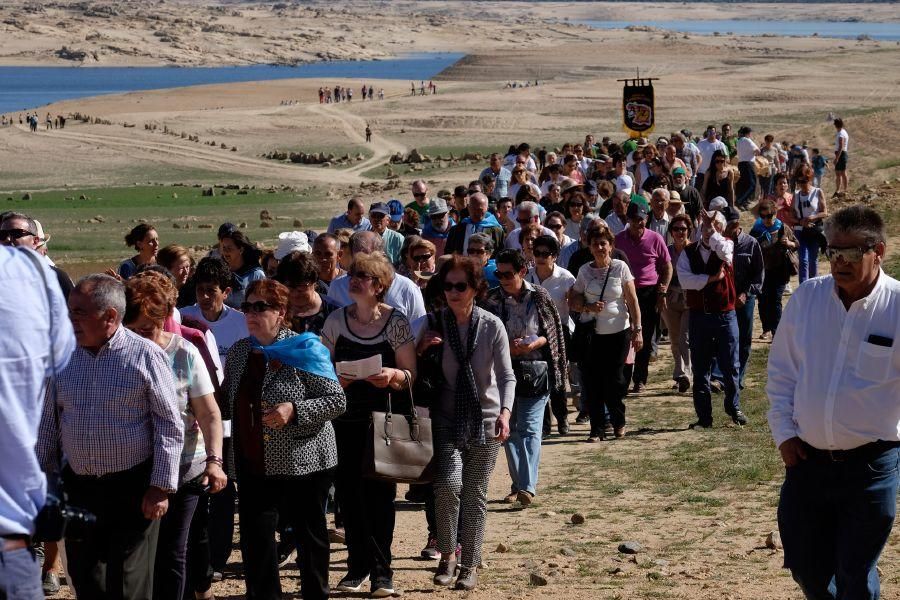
[238,470,333,600]
[182,491,213,598]
[63,460,159,600]
[334,420,396,584]
[543,388,569,433]
[208,440,235,572]
[154,483,200,600]
[582,329,631,434]
[632,286,660,386]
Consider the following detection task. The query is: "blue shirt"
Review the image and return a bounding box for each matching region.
[327,213,372,234]
[226,265,266,309]
[480,166,512,200]
[0,247,75,536]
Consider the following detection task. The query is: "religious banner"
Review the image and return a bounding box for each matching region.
[622,79,655,137]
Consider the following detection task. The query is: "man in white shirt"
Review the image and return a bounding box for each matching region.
[735,126,761,209]
[676,210,746,428]
[833,117,850,196]
[696,126,729,191]
[767,205,899,600]
[504,202,554,250]
[326,231,426,322]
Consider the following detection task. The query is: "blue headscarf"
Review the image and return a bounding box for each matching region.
[750,216,783,245]
[251,332,338,381]
[461,212,502,230]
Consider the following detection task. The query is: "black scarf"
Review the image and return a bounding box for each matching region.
[446,307,484,450]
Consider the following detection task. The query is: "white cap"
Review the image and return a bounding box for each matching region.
[615,174,633,195]
[274,231,311,260]
[708,196,728,211]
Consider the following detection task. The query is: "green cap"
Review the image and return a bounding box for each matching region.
[672,167,687,176]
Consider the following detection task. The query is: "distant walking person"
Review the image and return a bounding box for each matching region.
[768,205,898,600]
[833,118,849,196]
[365,124,372,143]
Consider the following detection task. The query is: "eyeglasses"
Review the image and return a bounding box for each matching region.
[533,249,553,258]
[467,248,487,256]
[240,300,275,314]
[670,226,688,233]
[349,270,376,282]
[0,228,34,242]
[824,245,876,263]
[411,253,433,263]
[494,269,517,280]
[442,281,470,293]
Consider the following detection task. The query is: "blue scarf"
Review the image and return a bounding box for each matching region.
[461,212,502,230]
[251,332,338,381]
[422,217,456,239]
[750,217,783,245]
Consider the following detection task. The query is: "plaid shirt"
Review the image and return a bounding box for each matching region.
[37,326,184,491]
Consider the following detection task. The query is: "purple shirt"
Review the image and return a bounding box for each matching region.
[615,228,670,288]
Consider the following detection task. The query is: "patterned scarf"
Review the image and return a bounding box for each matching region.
[446,307,484,450]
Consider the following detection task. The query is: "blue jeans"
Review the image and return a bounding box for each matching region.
[798,230,821,283]
[505,394,549,496]
[778,445,899,600]
[735,295,756,388]
[0,546,43,599]
[758,278,787,334]
[688,310,741,425]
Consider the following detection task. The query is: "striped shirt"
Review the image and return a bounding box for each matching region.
[37,326,184,491]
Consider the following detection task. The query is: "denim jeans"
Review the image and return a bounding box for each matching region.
[758,278,787,334]
[0,546,43,600]
[798,230,821,284]
[734,295,756,388]
[736,161,757,207]
[778,445,899,600]
[688,310,741,425]
[505,394,549,496]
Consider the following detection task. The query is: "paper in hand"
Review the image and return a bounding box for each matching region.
[336,354,383,380]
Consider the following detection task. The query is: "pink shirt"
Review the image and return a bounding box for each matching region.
[615,228,670,288]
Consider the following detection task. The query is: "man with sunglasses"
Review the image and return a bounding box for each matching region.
[503,202,554,251]
[1,212,74,299]
[405,180,431,222]
[768,205,899,600]
[422,198,454,256]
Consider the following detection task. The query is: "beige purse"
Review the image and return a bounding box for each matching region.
[364,372,434,484]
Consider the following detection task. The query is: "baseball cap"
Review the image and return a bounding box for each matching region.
[722,206,741,224]
[369,201,390,216]
[595,153,612,163]
[428,198,449,216]
[626,202,649,221]
[583,180,598,196]
[386,199,404,222]
[615,174,634,195]
[672,167,687,176]
[217,222,237,238]
[437,189,451,200]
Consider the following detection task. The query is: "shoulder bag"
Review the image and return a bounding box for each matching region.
[571,265,612,364]
[364,371,434,484]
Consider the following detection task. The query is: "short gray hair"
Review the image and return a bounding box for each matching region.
[1,211,37,234]
[518,201,539,218]
[349,230,384,255]
[652,188,671,202]
[75,274,126,322]
[467,232,494,253]
[825,205,885,246]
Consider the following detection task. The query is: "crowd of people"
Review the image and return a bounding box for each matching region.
[1,115,898,600]
[318,85,384,103]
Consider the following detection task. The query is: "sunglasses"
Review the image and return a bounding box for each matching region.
[411,253,433,263]
[670,226,688,233]
[0,228,34,242]
[240,300,275,314]
[349,270,376,282]
[442,281,470,293]
[547,222,564,230]
[759,213,773,219]
[824,245,875,263]
[568,202,583,208]
[533,249,553,258]
[412,192,427,198]
[494,269,517,280]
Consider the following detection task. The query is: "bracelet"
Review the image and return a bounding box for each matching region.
[205,455,224,466]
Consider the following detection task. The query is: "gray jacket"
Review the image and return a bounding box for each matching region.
[223,328,346,478]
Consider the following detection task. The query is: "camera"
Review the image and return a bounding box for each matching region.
[33,473,96,542]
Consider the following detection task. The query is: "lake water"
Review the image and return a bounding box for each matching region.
[0,52,464,114]
[582,19,900,41]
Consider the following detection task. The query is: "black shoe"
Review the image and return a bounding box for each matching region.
[542,427,552,437]
[709,380,724,393]
[575,413,590,425]
[732,410,748,426]
[371,578,395,598]
[558,421,570,435]
[677,377,691,394]
[689,421,712,430]
[335,574,370,593]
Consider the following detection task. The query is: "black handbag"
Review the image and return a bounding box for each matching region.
[512,359,549,398]
[572,264,612,363]
[412,312,445,405]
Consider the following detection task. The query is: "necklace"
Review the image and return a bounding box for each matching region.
[351,304,381,326]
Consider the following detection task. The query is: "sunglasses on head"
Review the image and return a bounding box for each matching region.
[824,245,875,263]
[240,300,274,314]
[494,269,517,280]
[0,228,33,242]
[442,281,470,293]
[411,253,433,263]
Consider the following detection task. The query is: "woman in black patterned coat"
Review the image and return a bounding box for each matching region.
[223,279,346,600]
